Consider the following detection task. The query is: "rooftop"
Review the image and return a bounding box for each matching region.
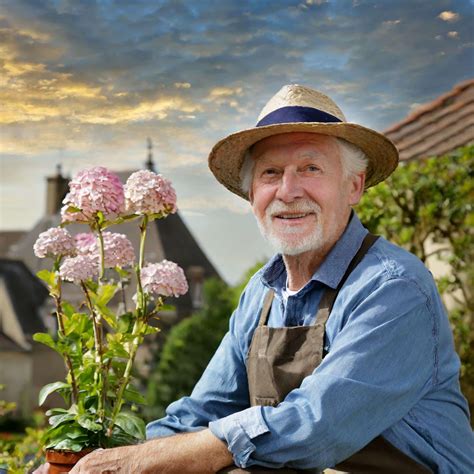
[385,78,474,161]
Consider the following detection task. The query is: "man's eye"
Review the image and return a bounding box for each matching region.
[262,169,278,176]
[306,165,320,172]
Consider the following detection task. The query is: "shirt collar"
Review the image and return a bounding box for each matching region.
[261,212,368,292]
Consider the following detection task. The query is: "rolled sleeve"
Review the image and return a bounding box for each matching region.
[209,406,270,467]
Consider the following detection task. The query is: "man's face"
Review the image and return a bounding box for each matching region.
[249,132,365,256]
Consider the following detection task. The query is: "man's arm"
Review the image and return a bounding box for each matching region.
[68,429,232,473]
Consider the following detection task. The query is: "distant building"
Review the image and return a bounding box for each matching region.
[0,259,65,416]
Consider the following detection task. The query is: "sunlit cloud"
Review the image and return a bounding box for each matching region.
[448,31,459,39]
[207,86,243,108]
[438,11,460,22]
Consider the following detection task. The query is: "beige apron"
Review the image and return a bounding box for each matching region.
[219,234,432,474]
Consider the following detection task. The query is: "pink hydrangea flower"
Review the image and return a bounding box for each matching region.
[102,232,135,268]
[140,260,188,297]
[34,227,76,259]
[59,255,99,284]
[74,232,97,255]
[74,231,135,268]
[124,170,177,215]
[61,167,125,223]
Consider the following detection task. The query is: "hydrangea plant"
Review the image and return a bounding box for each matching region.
[33,167,188,452]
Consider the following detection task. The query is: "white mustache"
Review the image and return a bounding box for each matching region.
[265,199,321,217]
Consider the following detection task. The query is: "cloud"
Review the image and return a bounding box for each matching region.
[448,31,459,39]
[207,86,243,108]
[174,82,191,89]
[382,20,401,26]
[438,11,460,22]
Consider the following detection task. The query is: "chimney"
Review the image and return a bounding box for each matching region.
[46,164,69,215]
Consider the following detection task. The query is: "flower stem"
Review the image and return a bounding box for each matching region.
[81,281,105,422]
[136,215,148,316]
[53,276,79,405]
[97,227,106,283]
[107,320,142,436]
[95,226,107,421]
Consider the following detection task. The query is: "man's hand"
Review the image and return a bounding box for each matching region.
[32,463,49,474]
[63,429,232,473]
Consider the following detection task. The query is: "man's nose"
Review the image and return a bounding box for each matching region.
[275,169,304,202]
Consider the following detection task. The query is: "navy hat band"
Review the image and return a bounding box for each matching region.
[256,105,342,127]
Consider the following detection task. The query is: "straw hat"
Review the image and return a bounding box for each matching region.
[208,84,399,200]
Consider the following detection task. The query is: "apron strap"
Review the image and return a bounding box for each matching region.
[314,232,379,327]
[258,289,274,326]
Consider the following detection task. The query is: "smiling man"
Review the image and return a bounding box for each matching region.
[43,85,473,473]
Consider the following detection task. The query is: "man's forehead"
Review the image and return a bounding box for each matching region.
[250,132,339,161]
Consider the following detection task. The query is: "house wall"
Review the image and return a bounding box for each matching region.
[31,343,67,411]
[0,351,32,417]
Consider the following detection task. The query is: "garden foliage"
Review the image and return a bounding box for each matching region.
[356,145,473,406]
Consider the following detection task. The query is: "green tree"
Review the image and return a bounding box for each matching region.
[356,145,473,409]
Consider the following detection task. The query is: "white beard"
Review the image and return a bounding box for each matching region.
[255,200,325,256]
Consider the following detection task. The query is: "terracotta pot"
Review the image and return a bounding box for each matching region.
[46,449,95,474]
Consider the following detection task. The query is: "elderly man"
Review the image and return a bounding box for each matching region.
[45,85,473,473]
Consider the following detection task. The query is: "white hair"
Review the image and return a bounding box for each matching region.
[239,137,368,195]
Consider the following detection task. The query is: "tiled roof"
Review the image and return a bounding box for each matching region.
[385,79,474,161]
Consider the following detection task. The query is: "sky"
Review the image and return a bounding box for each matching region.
[1,0,473,284]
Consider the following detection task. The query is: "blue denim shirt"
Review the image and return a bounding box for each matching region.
[147,214,474,473]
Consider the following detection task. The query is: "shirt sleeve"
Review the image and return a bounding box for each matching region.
[208,278,437,470]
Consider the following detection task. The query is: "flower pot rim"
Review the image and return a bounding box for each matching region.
[46,447,95,463]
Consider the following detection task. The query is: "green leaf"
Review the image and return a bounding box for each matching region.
[33,332,58,352]
[143,325,159,335]
[104,426,140,448]
[61,301,76,317]
[49,438,84,452]
[123,386,146,405]
[77,414,102,432]
[115,267,131,278]
[45,408,68,417]
[64,205,82,214]
[114,413,145,440]
[64,312,90,336]
[96,284,118,306]
[96,211,105,226]
[96,303,117,329]
[49,413,76,427]
[117,312,133,333]
[39,382,70,406]
[36,269,58,289]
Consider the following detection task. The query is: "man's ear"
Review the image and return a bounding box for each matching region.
[348,172,366,206]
